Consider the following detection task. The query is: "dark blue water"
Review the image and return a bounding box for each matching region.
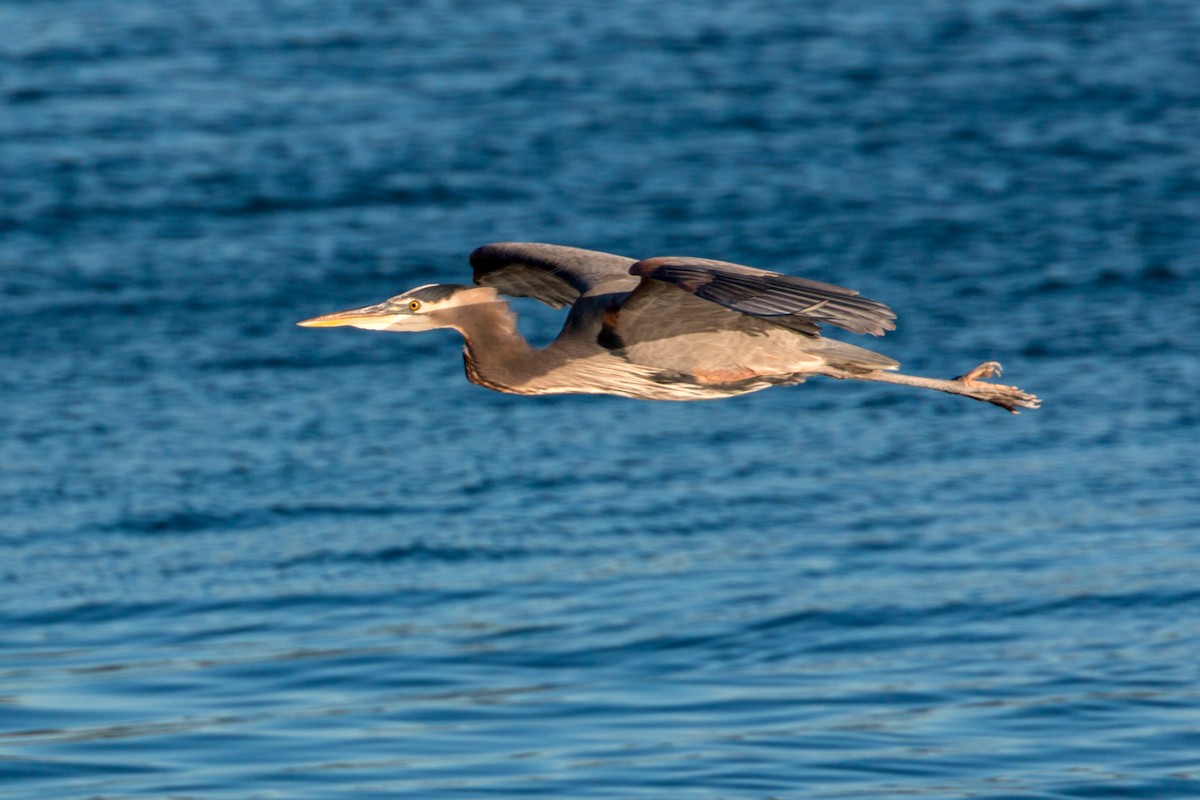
[3,1,1199,797]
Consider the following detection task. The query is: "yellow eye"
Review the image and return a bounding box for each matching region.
[408,300,421,312]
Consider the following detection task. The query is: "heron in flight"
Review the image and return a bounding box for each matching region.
[298,243,1040,412]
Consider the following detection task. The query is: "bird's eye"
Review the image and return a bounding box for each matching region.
[408,300,422,312]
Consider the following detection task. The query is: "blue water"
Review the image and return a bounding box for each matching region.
[3,1,1199,797]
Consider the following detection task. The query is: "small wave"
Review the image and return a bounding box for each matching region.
[1029,262,1188,294]
[99,502,432,537]
[276,542,538,569]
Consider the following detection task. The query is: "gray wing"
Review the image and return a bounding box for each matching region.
[629,256,896,336]
[607,280,899,373]
[470,242,639,308]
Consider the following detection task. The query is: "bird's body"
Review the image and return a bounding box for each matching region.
[299,243,1040,412]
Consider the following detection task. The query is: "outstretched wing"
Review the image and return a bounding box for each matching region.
[628,256,896,336]
[470,242,639,309]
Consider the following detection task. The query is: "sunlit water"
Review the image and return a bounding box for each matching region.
[2,1,1199,797]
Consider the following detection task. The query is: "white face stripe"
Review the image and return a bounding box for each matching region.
[385,284,441,308]
[390,285,499,311]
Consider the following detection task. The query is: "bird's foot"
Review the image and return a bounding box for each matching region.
[954,361,1041,413]
[955,361,1009,387]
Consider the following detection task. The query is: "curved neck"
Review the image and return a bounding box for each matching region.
[443,301,549,393]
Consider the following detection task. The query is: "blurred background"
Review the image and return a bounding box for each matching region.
[2,1,1198,797]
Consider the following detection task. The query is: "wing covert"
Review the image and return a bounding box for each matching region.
[470,242,639,308]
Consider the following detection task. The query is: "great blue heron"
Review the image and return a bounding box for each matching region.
[298,242,1040,412]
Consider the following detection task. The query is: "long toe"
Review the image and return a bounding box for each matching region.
[957,360,1005,385]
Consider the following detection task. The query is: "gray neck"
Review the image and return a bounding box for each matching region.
[449,301,553,394]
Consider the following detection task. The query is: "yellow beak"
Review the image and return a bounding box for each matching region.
[297,304,386,328]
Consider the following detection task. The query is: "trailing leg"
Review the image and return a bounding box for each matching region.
[818,361,1041,413]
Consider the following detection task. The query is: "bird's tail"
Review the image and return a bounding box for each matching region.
[813,337,900,373]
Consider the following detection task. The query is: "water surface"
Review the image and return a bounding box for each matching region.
[2,1,1199,797]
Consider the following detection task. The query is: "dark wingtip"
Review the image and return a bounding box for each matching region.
[470,242,531,285]
[470,241,538,262]
[469,242,511,266]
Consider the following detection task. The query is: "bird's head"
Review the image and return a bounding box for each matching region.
[297,284,501,332]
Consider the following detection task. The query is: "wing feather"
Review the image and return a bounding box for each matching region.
[470,242,639,308]
[629,257,896,336]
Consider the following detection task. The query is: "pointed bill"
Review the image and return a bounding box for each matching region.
[296,304,387,328]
